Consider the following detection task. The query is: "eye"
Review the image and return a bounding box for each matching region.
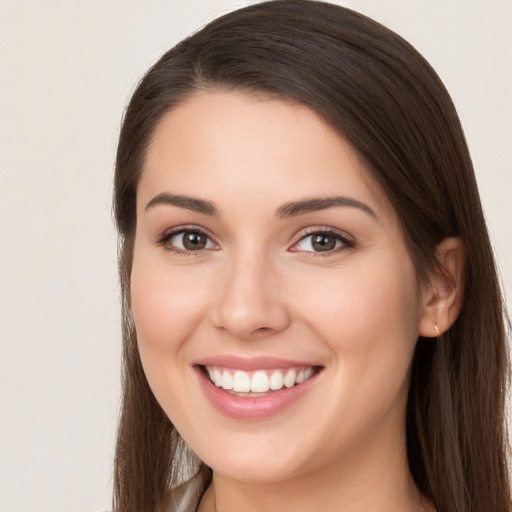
[158,229,218,252]
[290,229,353,253]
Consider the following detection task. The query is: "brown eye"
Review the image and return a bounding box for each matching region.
[293,231,345,253]
[182,231,207,250]
[311,234,337,251]
[290,229,354,255]
[165,230,217,252]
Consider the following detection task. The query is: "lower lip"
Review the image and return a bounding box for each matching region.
[195,366,320,420]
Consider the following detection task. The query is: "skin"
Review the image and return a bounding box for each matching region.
[131,91,462,511]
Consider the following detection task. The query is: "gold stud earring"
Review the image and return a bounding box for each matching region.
[434,324,440,336]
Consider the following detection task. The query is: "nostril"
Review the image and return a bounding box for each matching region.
[253,326,272,334]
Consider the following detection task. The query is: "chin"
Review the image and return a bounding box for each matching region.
[206,454,304,484]
[185,427,318,484]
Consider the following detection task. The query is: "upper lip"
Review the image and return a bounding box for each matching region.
[193,355,321,371]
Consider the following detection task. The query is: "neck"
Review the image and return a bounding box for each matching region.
[198,429,433,512]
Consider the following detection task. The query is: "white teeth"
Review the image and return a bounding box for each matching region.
[233,370,251,392]
[251,371,270,392]
[213,368,223,387]
[284,369,297,388]
[221,371,233,390]
[269,370,284,390]
[303,367,314,380]
[206,366,316,392]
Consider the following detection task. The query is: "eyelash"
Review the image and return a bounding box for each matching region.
[155,226,355,257]
[290,227,355,257]
[155,225,218,256]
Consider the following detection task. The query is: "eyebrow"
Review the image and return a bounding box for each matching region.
[145,192,378,221]
[145,193,217,215]
[276,196,378,220]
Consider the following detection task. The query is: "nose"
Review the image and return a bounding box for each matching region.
[211,250,291,340]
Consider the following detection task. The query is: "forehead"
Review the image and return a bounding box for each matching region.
[139,91,395,221]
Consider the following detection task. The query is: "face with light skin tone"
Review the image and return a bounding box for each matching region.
[131,91,463,512]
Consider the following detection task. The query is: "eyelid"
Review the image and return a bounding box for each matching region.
[154,224,219,253]
[289,226,355,254]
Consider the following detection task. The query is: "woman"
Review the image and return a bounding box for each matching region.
[112,1,510,511]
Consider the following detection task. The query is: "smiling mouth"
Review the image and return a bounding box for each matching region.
[202,365,321,396]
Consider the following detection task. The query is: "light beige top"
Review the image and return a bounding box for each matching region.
[168,464,211,512]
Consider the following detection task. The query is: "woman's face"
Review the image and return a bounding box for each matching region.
[131,91,427,483]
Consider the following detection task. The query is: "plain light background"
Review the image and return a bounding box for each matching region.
[0,1,510,511]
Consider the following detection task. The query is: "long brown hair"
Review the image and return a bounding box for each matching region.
[112,2,510,511]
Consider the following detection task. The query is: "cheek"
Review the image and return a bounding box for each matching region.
[129,244,215,411]
[130,253,209,353]
[293,252,420,412]
[287,254,421,453]
[299,255,420,350]
[129,250,225,444]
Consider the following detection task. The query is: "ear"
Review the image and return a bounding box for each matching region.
[418,237,465,338]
